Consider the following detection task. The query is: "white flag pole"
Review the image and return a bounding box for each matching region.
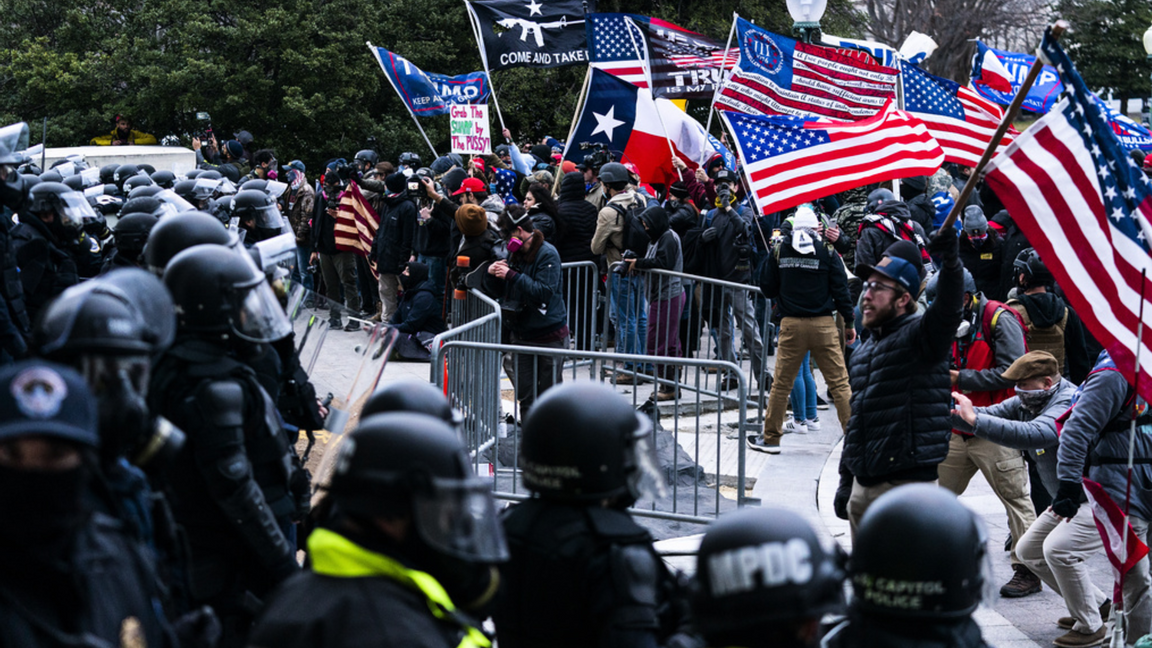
[367,42,438,159]
[465,1,508,133]
[623,16,677,163]
[704,13,739,135]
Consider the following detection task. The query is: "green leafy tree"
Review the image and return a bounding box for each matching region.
[1058,0,1152,115]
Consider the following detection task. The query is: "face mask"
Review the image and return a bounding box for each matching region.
[506,236,523,254]
[969,233,988,245]
[0,463,89,550]
[1016,383,1057,409]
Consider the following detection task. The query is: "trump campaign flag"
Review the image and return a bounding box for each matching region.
[587,13,737,100]
[715,18,897,121]
[721,102,943,215]
[563,69,727,184]
[970,42,1063,114]
[983,27,1152,403]
[371,46,490,117]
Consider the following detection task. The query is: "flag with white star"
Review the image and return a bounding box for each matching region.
[491,167,520,205]
[467,0,595,71]
[984,26,1152,404]
[720,101,943,215]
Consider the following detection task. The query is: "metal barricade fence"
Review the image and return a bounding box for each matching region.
[436,341,749,524]
[600,264,771,431]
[431,289,502,459]
[561,261,600,353]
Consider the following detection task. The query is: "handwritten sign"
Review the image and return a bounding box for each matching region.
[450,104,491,155]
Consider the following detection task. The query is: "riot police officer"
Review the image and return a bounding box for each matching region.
[493,382,698,648]
[822,484,992,648]
[249,412,507,648]
[360,379,463,425]
[231,189,285,245]
[102,207,159,273]
[143,210,235,275]
[10,181,96,322]
[692,507,846,648]
[150,243,301,646]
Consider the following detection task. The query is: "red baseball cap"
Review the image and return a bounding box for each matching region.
[452,177,488,196]
[473,158,486,172]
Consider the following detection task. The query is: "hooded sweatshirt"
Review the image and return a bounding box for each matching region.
[555,172,599,263]
[632,206,682,302]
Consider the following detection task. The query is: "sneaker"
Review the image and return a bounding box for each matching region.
[999,564,1042,598]
[1052,626,1107,648]
[746,435,781,454]
[344,321,361,332]
[815,394,830,410]
[782,418,807,435]
[328,319,343,330]
[1058,600,1111,630]
[717,376,740,391]
[806,418,821,432]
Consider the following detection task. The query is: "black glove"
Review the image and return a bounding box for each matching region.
[926,228,959,261]
[833,471,853,521]
[701,227,719,243]
[172,606,222,648]
[1051,480,1083,518]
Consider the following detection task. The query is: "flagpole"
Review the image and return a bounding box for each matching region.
[705,13,739,136]
[561,66,593,160]
[465,2,508,133]
[367,42,439,159]
[1114,267,1148,648]
[939,20,1069,232]
[623,16,678,163]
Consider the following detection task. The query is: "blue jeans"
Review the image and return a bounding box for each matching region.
[293,242,314,291]
[789,352,817,422]
[610,272,647,364]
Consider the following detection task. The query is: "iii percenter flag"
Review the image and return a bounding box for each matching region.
[371,46,490,117]
[720,102,943,216]
[467,0,594,70]
[716,17,897,121]
[983,27,1152,403]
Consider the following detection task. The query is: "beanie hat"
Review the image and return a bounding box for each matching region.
[530,144,552,165]
[225,140,244,160]
[962,206,988,236]
[455,204,488,238]
[385,172,407,194]
[669,181,690,200]
[531,170,554,187]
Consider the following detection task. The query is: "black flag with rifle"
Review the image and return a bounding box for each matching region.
[466,0,596,70]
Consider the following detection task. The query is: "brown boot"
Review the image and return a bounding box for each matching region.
[1058,599,1111,630]
[999,564,1042,598]
[1052,626,1107,648]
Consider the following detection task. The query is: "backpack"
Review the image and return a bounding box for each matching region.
[608,202,650,256]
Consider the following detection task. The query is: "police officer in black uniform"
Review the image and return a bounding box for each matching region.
[493,381,699,648]
[10,181,96,322]
[0,360,178,647]
[249,412,507,648]
[822,484,992,648]
[150,243,301,647]
[143,210,236,275]
[691,507,846,648]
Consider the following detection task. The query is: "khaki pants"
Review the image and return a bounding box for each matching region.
[378,273,401,323]
[1019,508,1151,641]
[938,434,1036,566]
[762,316,851,442]
[847,478,936,541]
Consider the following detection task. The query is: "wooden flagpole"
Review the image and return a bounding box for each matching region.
[367,42,438,159]
[939,20,1069,232]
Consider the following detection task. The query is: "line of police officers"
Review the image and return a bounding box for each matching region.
[1,128,998,648]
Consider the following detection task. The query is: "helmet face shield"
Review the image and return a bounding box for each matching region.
[234,277,292,342]
[413,477,509,563]
[252,203,285,230]
[80,354,151,399]
[58,191,100,229]
[628,414,668,502]
[155,189,194,215]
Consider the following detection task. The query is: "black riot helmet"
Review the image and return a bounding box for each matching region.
[361,381,462,427]
[850,484,990,620]
[113,212,160,257]
[172,179,199,203]
[399,152,421,168]
[39,170,63,184]
[198,169,222,181]
[184,169,203,180]
[98,164,117,185]
[138,164,155,175]
[124,175,153,192]
[238,178,268,193]
[99,268,176,351]
[62,174,85,191]
[866,188,896,214]
[143,211,234,274]
[127,184,163,200]
[1013,247,1054,290]
[113,163,140,190]
[209,195,234,226]
[692,507,846,648]
[36,282,151,357]
[354,149,379,169]
[150,170,177,189]
[521,382,665,504]
[27,181,100,229]
[164,243,291,343]
[231,189,283,231]
[329,412,509,564]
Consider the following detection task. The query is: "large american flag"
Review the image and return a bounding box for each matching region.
[587,13,737,100]
[984,28,1152,403]
[721,102,943,215]
[901,60,1016,167]
[716,18,897,122]
[334,181,380,258]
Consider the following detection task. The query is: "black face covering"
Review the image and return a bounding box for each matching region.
[0,462,89,552]
[96,369,152,465]
[402,262,429,291]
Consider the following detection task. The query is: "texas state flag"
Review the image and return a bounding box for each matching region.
[563,69,692,185]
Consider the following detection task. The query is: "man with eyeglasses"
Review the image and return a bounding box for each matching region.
[834,230,966,539]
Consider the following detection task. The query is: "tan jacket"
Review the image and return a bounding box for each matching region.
[591,190,638,265]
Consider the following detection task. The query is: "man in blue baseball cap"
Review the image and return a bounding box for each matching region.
[834,230,966,540]
[0,360,179,646]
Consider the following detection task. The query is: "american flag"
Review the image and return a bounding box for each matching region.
[984,27,1152,404]
[716,18,897,122]
[1083,477,1150,603]
[334,181,379,257]
[721,102,943,215]
[587,13,737,100]
[901,60,1016,167]
[491,167,519,205]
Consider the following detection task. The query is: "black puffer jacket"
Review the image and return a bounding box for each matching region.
[373,193,417,275]
[842,256,965,485]
[554,172,599,263]
[958,233,1003,301]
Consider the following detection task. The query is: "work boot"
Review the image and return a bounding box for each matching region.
[999,564,1042,598]
[655,387,679,402]
[1052,626,1107,648]
[328,318,343,330]
[343,320,361,332]
[1057,599,1111,630]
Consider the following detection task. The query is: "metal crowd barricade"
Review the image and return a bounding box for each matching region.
[561,261,600,353]
[436,341,749,524]
[601,264,771,427]
[431,289,503,460]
